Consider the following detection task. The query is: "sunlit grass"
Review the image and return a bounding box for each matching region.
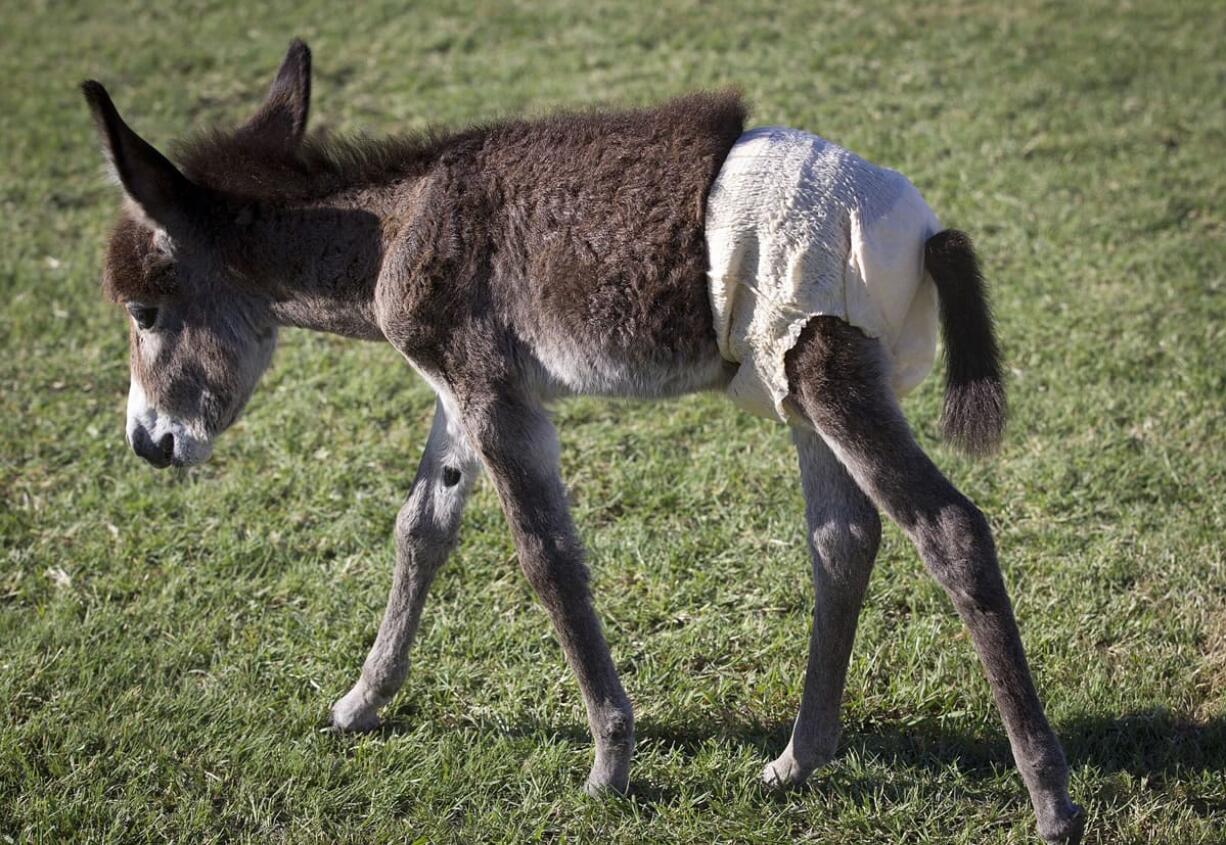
[1,1,1222,842]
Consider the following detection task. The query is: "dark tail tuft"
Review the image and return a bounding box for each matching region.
[925,229,1007,456]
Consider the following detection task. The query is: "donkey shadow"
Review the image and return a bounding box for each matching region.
[374,705,1226,816]
[640,708,1224,821]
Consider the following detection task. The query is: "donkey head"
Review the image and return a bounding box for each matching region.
[84,41,312,468]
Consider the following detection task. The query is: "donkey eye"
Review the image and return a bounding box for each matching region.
[126,303,158,330]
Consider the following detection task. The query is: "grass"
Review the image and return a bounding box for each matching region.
[1,0,1223,842]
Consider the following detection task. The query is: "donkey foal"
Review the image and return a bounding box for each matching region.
[84,40,1083,843]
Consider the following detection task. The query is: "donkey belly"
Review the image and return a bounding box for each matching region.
[705,126,942,422]
[524,323,733,401]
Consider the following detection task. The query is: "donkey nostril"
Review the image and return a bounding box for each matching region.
[131,426,174,469]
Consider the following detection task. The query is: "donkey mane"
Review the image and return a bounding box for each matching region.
[173,125,483,203]
[173,90,747,204]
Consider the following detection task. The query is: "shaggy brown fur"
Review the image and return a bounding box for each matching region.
[102,217,172,303]
[216,93,740,377]
[377,91,746,385]
[176,93,744,205]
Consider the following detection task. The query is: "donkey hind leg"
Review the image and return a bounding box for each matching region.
[787,317,1083,844]
[763,427,882,788]
[464,392,634,795]
[331,398,480,732]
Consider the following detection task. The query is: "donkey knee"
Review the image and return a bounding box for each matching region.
[594,701,635,750]
[817,510,881,565]
[810,506,881,586]
[394,489,452,559]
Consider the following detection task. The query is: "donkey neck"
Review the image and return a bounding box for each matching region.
[255,184,410,341]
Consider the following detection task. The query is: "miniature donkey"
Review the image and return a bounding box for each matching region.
[84,41,1083,843]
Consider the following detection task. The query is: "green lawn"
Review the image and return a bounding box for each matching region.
[2,1,1223,842]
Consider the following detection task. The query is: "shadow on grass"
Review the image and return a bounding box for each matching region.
[366,702,1225,818]
[632,707,1226,779]
[370,702,1225,779]
[636,708,1226,820]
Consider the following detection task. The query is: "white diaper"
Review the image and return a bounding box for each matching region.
[706,126,941,422]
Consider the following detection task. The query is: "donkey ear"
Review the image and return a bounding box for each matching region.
[238,38,311,147]
[82,80,202,232]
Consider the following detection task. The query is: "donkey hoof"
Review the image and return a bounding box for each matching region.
[1038,803,1086,844]
[583,777,628,798]
[329,690,382,733]
[583,762,631,798]
[761,752,814,789]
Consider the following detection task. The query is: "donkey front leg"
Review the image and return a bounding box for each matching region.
[331,398,480,732]
[786,318,1083,843]
[763,427,881,788]
[463,392,634,795]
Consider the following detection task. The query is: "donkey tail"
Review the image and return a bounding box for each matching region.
[925,229,1007,456]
